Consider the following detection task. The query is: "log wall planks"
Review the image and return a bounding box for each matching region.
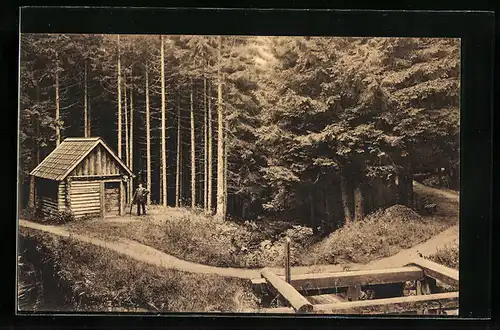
[58,181,66,212]
[40,197,58,216]
[70,145,122,177]
[69,181,101,218]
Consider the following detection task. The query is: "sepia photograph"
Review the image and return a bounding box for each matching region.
[17,33,460,315]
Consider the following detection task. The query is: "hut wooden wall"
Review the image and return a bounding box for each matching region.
[58,181,66,212]
[70,145,122,177]
[69,181,101,218]
[36,178,59,216]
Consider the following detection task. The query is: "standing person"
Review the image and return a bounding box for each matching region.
[133,183,149,216]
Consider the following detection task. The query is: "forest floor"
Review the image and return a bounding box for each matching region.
[18,181,459,278]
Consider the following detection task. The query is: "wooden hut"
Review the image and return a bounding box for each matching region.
[30,137,134,219]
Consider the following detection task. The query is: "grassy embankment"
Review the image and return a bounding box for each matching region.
[18,227,259,313]
[65,182,458,269]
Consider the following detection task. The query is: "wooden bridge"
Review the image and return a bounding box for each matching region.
[252,258,459,315]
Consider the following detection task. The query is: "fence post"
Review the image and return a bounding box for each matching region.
[285,237,291,284]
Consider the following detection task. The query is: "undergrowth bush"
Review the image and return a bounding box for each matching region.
[18,227,259,312]
[300,205,449,266]
[426,240,459,270]
[44,211,76,225]
[20,207,76,225]
[68,211,315,268]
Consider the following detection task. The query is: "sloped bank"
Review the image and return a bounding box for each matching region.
[18,227,259,313]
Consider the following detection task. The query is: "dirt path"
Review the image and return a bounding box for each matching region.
[413,181,459,203]
[19,219,458,279]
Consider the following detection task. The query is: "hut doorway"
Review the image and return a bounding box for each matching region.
[104,182,120,216]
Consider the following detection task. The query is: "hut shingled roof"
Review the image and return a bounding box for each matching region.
[30,137,134,181]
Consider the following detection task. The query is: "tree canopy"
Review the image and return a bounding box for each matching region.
[19,34,460,230]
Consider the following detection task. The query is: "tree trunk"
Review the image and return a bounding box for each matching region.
[397,155,414,208]
[129,72,134,192]
[190,79,196,209]
[325,185,332,230]
[309,191,316,233]
[203,78,208,210]
[223,119,228,217]
[216,71,225,219]
[55,54,61,146]
[124,80,130,204]
[124,80,129,165]
[145,62,151,204]
[354,181,364,222]
[176,91,181,208]
[29,84,42,209]
[117,35,122,160]
[340,172,353,226]
[84,60,88,137]
[160,35,167,207]
[208,80,213,212]
[179,144,183,207]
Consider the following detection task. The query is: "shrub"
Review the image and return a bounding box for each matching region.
[300,205,449,266]
[426,240,459,270]
[43,210,75,225]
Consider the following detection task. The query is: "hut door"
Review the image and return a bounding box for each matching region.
[104,182,120,216]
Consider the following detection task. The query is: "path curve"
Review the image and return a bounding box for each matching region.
[19,219,458,279]
[413,181,459,202]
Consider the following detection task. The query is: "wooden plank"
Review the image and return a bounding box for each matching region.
[76,165,83,176]
[69,175,122,181]
[119,181,124,215]
[70,202,101,207]
[71,208,101,214]
[72,208,101,214]
[58,182,66,212]
[72,181,101,186]
[70,194,100,199]
[83,157,90,175]
[89,153,95,175]
[70,197,100,202]
[260,307,295,314]
[71,188,100,192]
[66,178,72,210]
[71,204,101,210]
[261,268,313,313]
[71,188,101,192]
[70,200,100,206]
[41,199,58,208]
[408,258,459,287]
[313,292,458,315]
[70,203,101,208]
[96,146,102,175]
[100,181,105,218]
[67,195,100,200]
[307,294,345,305]
[102,148,108,175]
[72,209,101,215]
[253,266,423,292]
[106,154,111,175]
